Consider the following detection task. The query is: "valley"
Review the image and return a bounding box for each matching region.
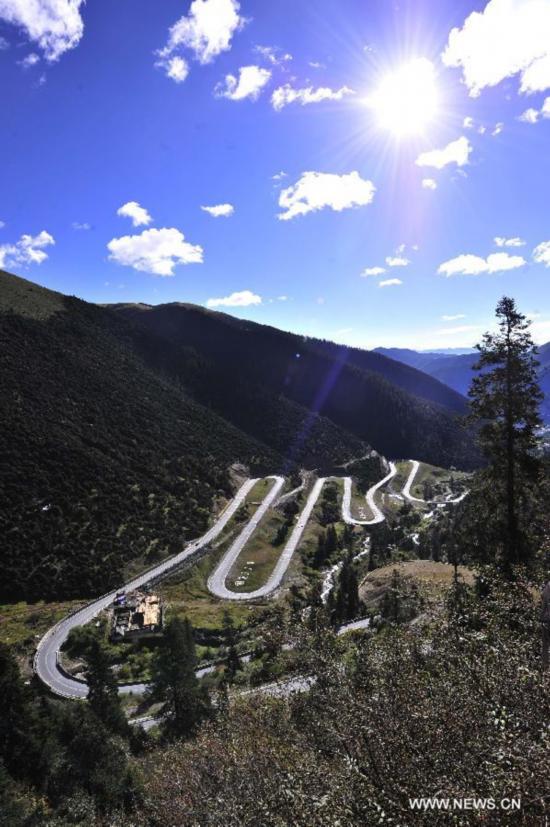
[33,458,468,701]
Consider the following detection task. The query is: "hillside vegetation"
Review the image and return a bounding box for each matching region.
[112,301,479,469]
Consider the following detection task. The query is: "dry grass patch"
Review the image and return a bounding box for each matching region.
[359,560,475,613]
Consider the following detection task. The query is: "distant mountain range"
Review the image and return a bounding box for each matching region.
[374,344,550,423]
[0,270,479,601]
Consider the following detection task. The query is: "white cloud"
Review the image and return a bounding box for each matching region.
[520,51,550,93]
[0,230,54,269]
[494,235,525,247]
[215,65,271,100]
[278,171,375,221]
[107,228,203,276]
[438,251,526,276]
[163,56,189,83]
[254,45,292,66]
[0,0,85,61]
[117,201,153,228]
[463,115,487,133]
[361,266,386,277]
[442,313,467,321]
[492,121,503,135]
[518,96,550,123]
[0,35,9,49]
[519,107,539,123]
[415,136,472,169]
[422,178,438,189]
[159,0,245,66]
[201,203,234,217]
[72,221,90,230]
[0,220,5,228]
[272,171,287,181]
[207,289,261,307]
[18,51,40,68]
[442,0,550,96]
[533,240,550,267]
[271,84,355,111]
[379,278,402,287]
[277,295,288,301]
[385,255,410,267]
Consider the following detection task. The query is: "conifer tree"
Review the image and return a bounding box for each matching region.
[86,639,128,736]
[313,530,327,569]
[222,610,241,681]
[468,296,543,570]
[149,617,210,740]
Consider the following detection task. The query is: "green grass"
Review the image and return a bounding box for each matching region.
[226,510,288,592]
[409,462,470,500]
[0,599,83,653]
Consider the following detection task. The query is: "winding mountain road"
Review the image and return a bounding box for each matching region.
[33,459,463,699]
[207,464,397,601]
[341,463,397,524]
[33,478,259,699]
[402,459,469,505]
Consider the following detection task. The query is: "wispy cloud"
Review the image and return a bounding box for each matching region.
[533,240,550,267]
[518,97,550,125]
[207,289,261,307]
[201,203,234,217]
[361,266,386,277]
[271,84,354,111]
[379,278,402,288]
[494,236,525,248]
[438,251,526,277]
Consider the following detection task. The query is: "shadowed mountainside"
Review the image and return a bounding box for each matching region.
[110,301,479,469]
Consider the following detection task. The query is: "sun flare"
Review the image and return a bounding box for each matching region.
[368,58,439,137]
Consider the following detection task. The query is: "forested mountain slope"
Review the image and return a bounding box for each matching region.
[112,301,479,470]
[0,271,361,601]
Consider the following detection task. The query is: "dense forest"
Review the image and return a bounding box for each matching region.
[0,270,477,602]
[112,301,479,469]
[0,271,363,601]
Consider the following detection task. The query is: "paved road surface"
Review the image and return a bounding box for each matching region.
[402,459,469,505]
[402,460,425,503]
[35,460,465,699]
[34,478,259,699]
[206,476,285,600]
[342,463,397,524]
[208,466,397,601]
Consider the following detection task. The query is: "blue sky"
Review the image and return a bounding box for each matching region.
[1,0,550,350]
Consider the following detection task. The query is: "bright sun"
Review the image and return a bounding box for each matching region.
[369,58,439,137]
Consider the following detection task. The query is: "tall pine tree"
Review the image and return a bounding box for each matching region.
[86,639,129,736]
[468,296,543,571]
[149,617,210,740]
